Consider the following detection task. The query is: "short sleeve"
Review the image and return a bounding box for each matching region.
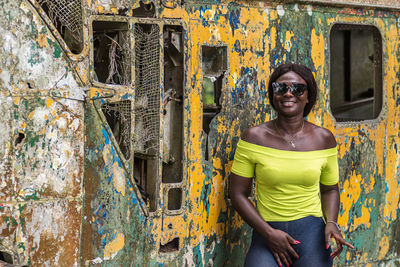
[320,151,339,185]
[231,140,255,178]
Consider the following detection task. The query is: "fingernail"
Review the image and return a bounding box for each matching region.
[295,240,301,244]
[326,244,330,249]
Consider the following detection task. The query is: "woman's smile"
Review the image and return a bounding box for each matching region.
[281,100,296,107]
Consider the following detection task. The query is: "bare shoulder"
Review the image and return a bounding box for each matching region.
[307,122,337,149]
[241,125,264,142]
[241,123,270,144]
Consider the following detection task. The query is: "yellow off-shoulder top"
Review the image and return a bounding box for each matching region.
[231,139,339,222]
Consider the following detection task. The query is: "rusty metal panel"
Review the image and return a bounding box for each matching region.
[0,98,14,203]
[0,0,84,265]
[81,99,149,265]
[0,0,399,266]
[13,97,83,200]
[294,0,400,9]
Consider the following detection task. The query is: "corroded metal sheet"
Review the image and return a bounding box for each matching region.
[295,0,400,9]
[0,0,84,266]
[0,0,399,266]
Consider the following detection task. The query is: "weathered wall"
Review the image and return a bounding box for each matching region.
[0,0,85,266]
[0,0,399,266]
[295,0,400,9]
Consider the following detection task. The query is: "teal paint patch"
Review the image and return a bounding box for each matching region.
[52,42,62,58]
[192,243,204,267]
[28,43,44,66]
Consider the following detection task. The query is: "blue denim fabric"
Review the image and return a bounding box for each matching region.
[244,216,333,267]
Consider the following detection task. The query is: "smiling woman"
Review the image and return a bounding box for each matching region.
[229,63,354,267]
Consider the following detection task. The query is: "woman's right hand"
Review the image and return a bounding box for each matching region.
[229,173,299,266]
[265,228,300,267]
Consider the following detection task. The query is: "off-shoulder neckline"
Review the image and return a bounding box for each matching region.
[238,139,337,153]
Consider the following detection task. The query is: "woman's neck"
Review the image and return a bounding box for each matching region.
[275,115,305,135]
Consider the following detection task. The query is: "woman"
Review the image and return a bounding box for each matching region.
[229,63,354,267]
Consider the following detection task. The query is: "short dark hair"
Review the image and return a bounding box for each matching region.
[267,63,318,117]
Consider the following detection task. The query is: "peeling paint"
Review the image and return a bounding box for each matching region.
[0,0,399,266]
[103,232,125,260]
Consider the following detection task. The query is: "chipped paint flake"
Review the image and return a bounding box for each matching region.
[112,162,125,196]
[276,5,285,16]
[307,5,313,16]
[104,233,125,260]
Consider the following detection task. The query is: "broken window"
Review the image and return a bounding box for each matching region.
[133,155,150,205]
[133,23,161,212]
[101,101,131,159]
[167,188,182,210]
[202,46,227,161]
[36,0,83,54]
[0,251,13,264]
[162,25,184,213]
[93,21,131,85]
[162,25,184,184]
[159,237,179,253]
[330,24,382,121]
[131,1,156,18]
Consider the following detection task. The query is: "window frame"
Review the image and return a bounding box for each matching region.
[328,23,384,123]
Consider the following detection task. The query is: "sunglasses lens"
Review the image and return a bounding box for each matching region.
[291,83,307,96]
[272,82,287,95]
[272,82,307,96]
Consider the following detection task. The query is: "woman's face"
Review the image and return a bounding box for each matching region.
[272,71,308,117]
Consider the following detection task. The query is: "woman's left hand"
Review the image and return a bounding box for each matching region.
[325,222,354,259]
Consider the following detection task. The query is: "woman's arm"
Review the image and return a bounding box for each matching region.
[229,173,299,266]
[320,183,354,258]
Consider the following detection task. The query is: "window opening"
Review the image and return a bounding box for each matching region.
[162,25,184,185]
[202,46,227,161]
[0,251,13,264]
[167,188,182,210]
[36,0,83,54]
[330,24,382,121]
[93,21,130,85]
[131,1,156,18]
[133,156,149,202]
[133,23,160,212]
[159,237,179,253]
[101,101,132,159]
[15,132,25,146]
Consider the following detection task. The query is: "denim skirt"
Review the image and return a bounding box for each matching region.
[244,216,333,267]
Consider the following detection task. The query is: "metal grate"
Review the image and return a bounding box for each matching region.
[101,101,132,159]
[134,24,160,155]
[37,0,83,42]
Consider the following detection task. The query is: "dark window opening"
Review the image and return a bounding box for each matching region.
[37,0,83,54]
[202,46,227,75]
[133,155,150,204]
[202,46,227,161]
[133,154,158,212]
[330,24,382,121]
[101,101,131,159]
[131,1,156,17]
[0,251,13,264]
[93,21,130,85]
[162,25,184,184]
[15,132,25,146]
[167,187,182,211]
[133,23,161,212]
[159,237,179,253]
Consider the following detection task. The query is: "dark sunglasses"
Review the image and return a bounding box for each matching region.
[272,82,307,97]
